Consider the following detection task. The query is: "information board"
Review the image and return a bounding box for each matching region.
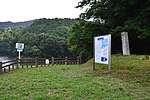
[16,43,24,52]
[94,35,111,64]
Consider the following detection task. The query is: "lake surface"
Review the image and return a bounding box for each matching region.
[0,56,13,62]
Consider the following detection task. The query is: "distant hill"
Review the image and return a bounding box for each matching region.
[24,18,75,37]
[0,18,76,57]
[0,20,33,29]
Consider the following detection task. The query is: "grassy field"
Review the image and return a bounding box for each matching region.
[0,55,150,100]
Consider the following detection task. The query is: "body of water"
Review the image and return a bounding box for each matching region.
[0,56,13,62]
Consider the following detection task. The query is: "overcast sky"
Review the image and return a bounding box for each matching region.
[0,0,85,22]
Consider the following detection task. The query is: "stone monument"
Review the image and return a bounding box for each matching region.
[121,32,130,55]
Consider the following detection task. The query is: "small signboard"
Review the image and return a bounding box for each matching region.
[16,43,24,52]
[16,43,24,60]
[45,59,50,64]
[94,34,111,72]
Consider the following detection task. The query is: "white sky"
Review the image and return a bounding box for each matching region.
[0,0,85,22]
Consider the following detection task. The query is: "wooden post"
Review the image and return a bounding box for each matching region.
[8,65,10,71]
[51,57,54,65]
[77,57,80,64]
[79,56,82,64]
[65,56,68,65]
[35,57,38,67]
[0,62,2,73]
[4,68,6,73]
[12,65,14,70]
[16,58,19,69]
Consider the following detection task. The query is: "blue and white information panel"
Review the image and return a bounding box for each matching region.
[94,34,111,65]
[16,43,24,52]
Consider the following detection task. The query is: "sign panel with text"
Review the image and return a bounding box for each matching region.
[16,43,24,52]
[94,35,111,65]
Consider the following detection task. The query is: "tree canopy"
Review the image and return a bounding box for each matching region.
[68,19,109,61]
[67,0,150,61]
[77,0,150,37]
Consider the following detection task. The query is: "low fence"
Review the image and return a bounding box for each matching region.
[0,59,18,73]
[0,57,81,73]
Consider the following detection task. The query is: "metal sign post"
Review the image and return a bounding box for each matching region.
[108,34,111,73]
[94,34,111,73]
[93,36,96,70]
[19,51,21,59]
[16,43,24,59]
[16,43,24,68]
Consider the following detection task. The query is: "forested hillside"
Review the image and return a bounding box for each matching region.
[0,20,33,29]
[0,18,75,58]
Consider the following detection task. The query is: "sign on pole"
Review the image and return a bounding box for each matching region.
[94,34,111,72]
[16,43,24,52]
[16,43,24,59]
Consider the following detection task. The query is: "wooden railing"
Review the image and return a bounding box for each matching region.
[0,57,81,73]
[0,59,18,73]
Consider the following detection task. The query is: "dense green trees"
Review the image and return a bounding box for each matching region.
[0,1,149,61]
[68,19,108,61]
[0,18,75,58]
[77,0,150,37]
[67,0,150,60]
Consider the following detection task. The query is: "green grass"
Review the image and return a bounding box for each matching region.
[0,55,150,100]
